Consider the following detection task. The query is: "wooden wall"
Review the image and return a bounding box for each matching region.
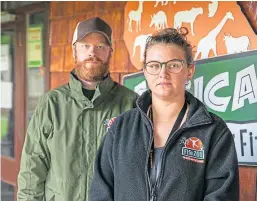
[49,1,138,89]
[49,2,257,201]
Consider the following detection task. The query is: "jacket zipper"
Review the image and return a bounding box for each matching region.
[140,107,186,201]
[138,103,211,201]
[150,189,157,201]
[155,121,211,194]
[155,128,186,190]
[138,106,155,201]
[148,129,182,201]
[147,130,156,201]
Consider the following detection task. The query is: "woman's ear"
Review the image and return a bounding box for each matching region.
[187,64,195,80]
[141,62,145,72]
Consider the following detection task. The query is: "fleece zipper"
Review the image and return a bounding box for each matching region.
[143,116,211,201]
[153,120,211,201]
[137,105,155,201]
[137,101,211,201]
[139,104,184,201]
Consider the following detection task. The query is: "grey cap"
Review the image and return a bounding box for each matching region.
[72,17,112,46]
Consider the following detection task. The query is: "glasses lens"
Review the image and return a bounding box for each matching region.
[166,60,183,73]
[146,62,161,75]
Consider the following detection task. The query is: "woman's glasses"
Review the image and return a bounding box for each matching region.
[144,59,187,75]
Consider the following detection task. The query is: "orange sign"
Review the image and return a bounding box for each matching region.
[124,1,257,70]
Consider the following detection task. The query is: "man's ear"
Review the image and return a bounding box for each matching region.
[109,47,113,57]
[72,44,76,60]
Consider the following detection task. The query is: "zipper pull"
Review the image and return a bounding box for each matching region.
[150,190,156,201]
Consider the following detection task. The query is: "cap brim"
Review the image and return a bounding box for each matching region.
[72,31,112,47]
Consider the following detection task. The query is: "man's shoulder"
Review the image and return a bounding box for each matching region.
[40,83,70,103]
[112,82,138,99]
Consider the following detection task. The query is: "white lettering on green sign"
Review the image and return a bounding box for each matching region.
[193,64,257,112]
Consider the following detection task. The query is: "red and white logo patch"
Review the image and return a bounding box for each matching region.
[104,117,117,131]
[181,137,205,163]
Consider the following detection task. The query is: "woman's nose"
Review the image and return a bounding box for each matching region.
[159,64,169,78]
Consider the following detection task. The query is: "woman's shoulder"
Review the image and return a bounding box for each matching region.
[208,112,230,131]
[113,108,141,126]
[107,108,143,137]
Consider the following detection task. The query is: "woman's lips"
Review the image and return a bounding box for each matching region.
[158,82,171,86]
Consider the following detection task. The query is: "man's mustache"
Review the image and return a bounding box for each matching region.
[83,56,103,63]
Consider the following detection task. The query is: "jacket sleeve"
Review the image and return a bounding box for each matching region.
[204,124,239,201]
[90,130,114,201]
[17,96,51,201]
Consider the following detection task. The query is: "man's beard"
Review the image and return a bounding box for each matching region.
[74,56,110,82]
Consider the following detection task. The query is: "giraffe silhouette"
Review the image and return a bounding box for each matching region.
[194,12,234,60]
[128,1,144,32]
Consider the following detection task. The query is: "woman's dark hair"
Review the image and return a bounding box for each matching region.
[143,27,194,65]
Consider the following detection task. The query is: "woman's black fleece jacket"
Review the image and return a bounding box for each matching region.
[90,91,239,201]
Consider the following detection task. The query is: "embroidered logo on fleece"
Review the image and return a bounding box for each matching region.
[104,117,117,131]
[181,137,205,163]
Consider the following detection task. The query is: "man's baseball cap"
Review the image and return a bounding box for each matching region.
[72,17,112,47]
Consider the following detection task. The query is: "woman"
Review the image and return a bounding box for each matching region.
[90,28,239,201]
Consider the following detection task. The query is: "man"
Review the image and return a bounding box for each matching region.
[17,17,138,201]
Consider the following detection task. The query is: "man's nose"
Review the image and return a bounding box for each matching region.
[88,46,97,57]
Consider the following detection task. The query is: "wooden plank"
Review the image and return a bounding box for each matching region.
[112,11,125,41]
[50,1,74,19]
[67,14,88,44]
[50,19,69,45]
[112,40,130,73]
[239,166,257,201]
[50,46,65,72]
[74,1,95,14]
[110,73,120,83]
[0,157,18,186]
[128,61,140,73]
[50,72,70,89]
[95,1,125,12]
[64,44,73,72]
[237,1,257,34]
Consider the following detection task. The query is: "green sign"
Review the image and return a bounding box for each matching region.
[27,25,43,68]
[1,34,11,45]
[189,51,257,122]
[122,71,146,95]
[189,50,257,166]
[1,116,8,139]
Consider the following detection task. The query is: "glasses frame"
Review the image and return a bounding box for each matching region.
[144,59,187,75]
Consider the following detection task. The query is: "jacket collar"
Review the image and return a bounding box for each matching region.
[136,90,212,127]
[69,70,115,102]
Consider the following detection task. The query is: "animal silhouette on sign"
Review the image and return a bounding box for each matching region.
[174,7,203,35]
[132,34,152,62]
[149,11,168,30]
[224,34,250,54]
[128,1,144,32]
[154,0,168,7]
[208,1,219,17]
[194,12,234,60]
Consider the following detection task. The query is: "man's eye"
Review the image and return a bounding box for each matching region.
[82,44,90,48]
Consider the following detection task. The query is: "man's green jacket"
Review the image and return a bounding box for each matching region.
[17,72,138,201]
